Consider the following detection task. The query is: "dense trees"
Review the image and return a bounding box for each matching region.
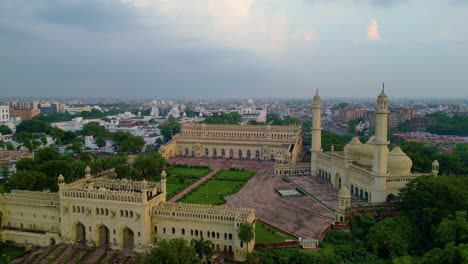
[146,239,201,264]
[0,125,12,135]
[427,112,468,136]
[159,116,181,141]
[203,112,243,125]
[133,152,167,180]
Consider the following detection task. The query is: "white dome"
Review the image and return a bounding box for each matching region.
[387,146,412,175]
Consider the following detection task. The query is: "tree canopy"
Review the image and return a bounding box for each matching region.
[203,112,242,125]
[159,116,181,141]
[0,125,12,135]
[146,239,201,264]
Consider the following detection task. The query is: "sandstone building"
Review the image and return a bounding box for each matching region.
[0,168,255,261]
[160,123,302,166]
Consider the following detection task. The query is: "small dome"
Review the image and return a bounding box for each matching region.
[387,146,412,175]
[344,136,362,155]
[161,170,167,178]
[339,186,351,198]
[360,136,375,158]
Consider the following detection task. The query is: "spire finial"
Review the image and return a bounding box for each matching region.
[315,88,319,96]
[382,82,385,92]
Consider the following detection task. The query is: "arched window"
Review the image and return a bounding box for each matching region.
[182,228,185,235]
[172,227,175,234]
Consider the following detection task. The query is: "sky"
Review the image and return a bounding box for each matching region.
[0,0,467,99]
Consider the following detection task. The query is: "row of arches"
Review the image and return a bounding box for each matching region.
[157,211,235,222]
[64,192,142,203]
[73,222,135,250]
[350,184,369,202]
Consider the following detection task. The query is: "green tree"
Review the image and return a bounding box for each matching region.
[159,116,181,141]
[66,141,82,153]
[95,136,106,148]
[191,233,214,261]
[350,213,377,240]
[5,142,14,150]
[0,125,12,135]
[146,239,201,264]
[237,221,255,257]
[15,158,36,171]
[133,152,166,179]
[7,170,48,191]
[35,147,60,164]
[435,211,468,247]
[203,112,242,125]
[367,215,420,259]
[120,136,145,153]
[15,119,50,134]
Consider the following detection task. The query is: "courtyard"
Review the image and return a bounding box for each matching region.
[169,157,337,241]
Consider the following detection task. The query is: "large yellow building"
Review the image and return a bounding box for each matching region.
[160,123,302,165]
[0,168,255,261]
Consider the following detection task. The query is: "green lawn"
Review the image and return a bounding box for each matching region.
[1,245,27,262]
[178,169,256,205]
[166,176,200,200]
[166,166,211,177]
[255,221,297,244]
[212,169,256,181]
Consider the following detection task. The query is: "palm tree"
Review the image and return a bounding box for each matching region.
[191,233,214,261]
[237,221,255,256]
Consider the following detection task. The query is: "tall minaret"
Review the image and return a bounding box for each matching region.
[311,88,322,176]
[371,84,389,203]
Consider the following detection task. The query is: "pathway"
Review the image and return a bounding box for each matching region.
[168,168,221,202]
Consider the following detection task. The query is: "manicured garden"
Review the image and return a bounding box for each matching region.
[165,165,211,199]
[177,169,255,205]
[1,245,27,262]
[255,220,297,244]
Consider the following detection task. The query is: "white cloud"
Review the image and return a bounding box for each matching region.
[367,18,382,41]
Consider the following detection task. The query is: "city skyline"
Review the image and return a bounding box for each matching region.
[1,0,467,98]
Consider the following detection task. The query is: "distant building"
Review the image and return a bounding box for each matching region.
[0,106,10,123]
[9,108,40,121]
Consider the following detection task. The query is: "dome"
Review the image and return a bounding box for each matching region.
[339,186,351,198]
[387,146,412,175]
[356,136,375,166]
[344,136,362,155]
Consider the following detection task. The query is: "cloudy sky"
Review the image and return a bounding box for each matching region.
[1,0,467,99]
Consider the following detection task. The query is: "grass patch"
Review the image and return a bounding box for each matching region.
[166,166,211,177]
[213,169,256,181]
[165,165,212,199]
[1,245,27,262]
[178,169,255,205]
[255,221,297,244]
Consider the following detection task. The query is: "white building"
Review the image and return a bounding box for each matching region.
[0,106,10,123]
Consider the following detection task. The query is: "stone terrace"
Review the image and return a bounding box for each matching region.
[169,157,335,240]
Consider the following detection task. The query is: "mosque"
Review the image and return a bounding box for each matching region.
[309,86,439,207]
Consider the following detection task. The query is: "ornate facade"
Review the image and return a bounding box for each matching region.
[160,123,302,165]
[310,87,439,205]
[0,168,255,261]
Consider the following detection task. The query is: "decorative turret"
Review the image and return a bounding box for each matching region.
[311,88,322,175]
[432,160,439,176]
[371,84,390,203]
[335,186,351,224]
[85,166,92,179]
[58,174,65,185]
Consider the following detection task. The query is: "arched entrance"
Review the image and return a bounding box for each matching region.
[238,150,243,158]
[334,173,341,188]
[246,150,251,159]
[255,150,260,159]
[97,225,110,248]
[204,148,209,157]
[122,228,134,250]
[213,148,217,157]
[74,222,86,244]
[386,194,396,202]
[229,149,234,158]
[49,238,56,245]
[221,149,225,157]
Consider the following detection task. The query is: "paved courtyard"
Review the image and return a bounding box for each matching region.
[169,157,336,240]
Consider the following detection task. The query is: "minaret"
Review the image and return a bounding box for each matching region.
[371,84,390,203]
[160,170,167,194]
[432,160,439,176]
[311,88,322,176]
